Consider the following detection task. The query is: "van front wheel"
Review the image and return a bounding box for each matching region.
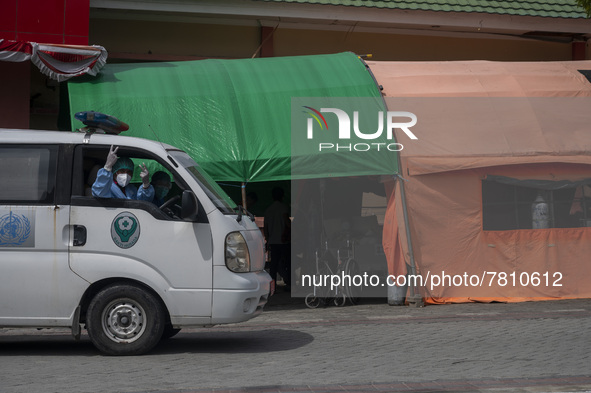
[86,284,165,356]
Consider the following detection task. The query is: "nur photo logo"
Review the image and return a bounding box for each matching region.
[302,106,418,152]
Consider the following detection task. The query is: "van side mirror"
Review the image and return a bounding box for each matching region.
[181,190,199,221]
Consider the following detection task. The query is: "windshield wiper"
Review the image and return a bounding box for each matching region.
[235,205,254,222]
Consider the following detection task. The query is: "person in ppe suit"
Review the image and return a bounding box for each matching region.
[151,171,172,206]
[92,145,154,201]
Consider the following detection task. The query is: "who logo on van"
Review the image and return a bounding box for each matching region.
[111,212,141,249]
[0,211,34,247]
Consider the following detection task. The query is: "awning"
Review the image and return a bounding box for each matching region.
[68,52,391,182]
[0,39,107,82]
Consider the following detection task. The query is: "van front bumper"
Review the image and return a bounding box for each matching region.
[211,268,272,324]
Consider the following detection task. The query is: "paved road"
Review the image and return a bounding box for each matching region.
[1,295,591,393]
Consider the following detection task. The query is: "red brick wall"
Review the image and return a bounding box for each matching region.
[0,0,89,45]
[0,0,89,129]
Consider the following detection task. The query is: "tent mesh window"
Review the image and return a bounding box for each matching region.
[482,177,591,231]
[578,70,591,84]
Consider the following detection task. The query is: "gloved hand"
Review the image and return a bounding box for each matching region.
[139,163,150,188]
[104,145,118,172]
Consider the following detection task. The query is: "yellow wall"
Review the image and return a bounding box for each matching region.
[273,28,575,61]
[90,19,579,62]
[90,19,261,59]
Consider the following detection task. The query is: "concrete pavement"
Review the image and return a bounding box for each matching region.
[1,291,591,393]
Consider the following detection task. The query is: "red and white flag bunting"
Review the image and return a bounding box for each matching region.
[0,39,108,82]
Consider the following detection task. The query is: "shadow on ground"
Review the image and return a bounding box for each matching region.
[0,328,314,356]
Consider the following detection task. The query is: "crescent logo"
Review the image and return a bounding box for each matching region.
[111,212,140,249]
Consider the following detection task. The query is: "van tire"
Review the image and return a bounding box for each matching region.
[86,284,165,356]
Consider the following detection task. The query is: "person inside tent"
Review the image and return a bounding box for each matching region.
[264,187,291,290]
[92,145,154,201]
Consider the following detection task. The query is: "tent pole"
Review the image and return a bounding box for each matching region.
[241,182,247,210]
[358,56,423,307]
[397,175,423,307]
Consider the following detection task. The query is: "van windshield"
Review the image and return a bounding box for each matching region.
[168,150,237,214]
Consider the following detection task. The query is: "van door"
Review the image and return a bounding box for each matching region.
[68,145,214,320]
[0,145,87,325]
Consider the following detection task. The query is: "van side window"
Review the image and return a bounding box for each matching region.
[72,145,198,221]
[0,146,57,204]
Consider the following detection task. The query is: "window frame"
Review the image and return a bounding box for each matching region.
[0,144,61,205]
[71,144,208,223]
[482,177,591,231]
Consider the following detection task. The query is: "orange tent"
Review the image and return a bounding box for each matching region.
[369,60,591,304]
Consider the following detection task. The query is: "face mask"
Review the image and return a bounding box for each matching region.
[116,173,131,188]
[155,186,169,200]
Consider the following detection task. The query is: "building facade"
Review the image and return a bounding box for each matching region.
[1,0,591,129]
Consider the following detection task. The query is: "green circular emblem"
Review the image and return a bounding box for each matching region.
[111,212,140,249]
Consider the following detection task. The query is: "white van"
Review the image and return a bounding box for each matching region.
[0,128,271,355]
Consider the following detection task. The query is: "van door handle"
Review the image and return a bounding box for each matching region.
[73,225,87,246]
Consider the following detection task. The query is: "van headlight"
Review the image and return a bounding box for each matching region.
[225,232,250,273]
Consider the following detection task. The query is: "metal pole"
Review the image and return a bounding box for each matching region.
[359,56,423,307]
[241,182,247,210]
[396,174,423,307]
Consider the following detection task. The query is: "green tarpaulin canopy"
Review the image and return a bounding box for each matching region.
[68,52,397,182]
